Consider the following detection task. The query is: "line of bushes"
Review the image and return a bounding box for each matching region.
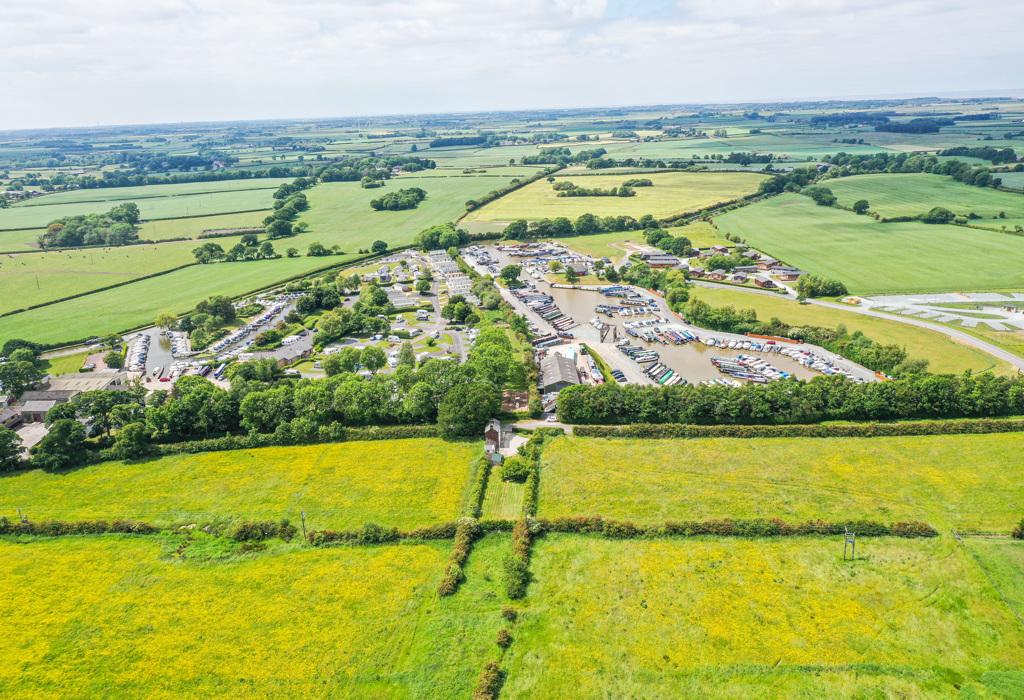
[103,424,441,460]
[572,418,1024,440]
[503,518,534,599]
[307,521,463,547]
[438,518,480,597]
[535,516,937,539]
[466,457,492,518]
[0,517,158,537]
[228,519,297,542]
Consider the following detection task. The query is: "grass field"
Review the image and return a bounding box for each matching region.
[0,227,48,251]
[500,536,1024,698]
[303,171,527,251]
[137,211,269,241]
[14,178,291,207]
[999,171,1024,190]
[0,187,281,231]
[965,538,1024,620]
[464,171,767,223]
[0,534,509,698]
[690,285,1012,374]
[39,350,91,376]
[539,434,1024,530]
[715,194,1024,294]
[0,255,351,344]
[827,173,1024,230]
[0,439,480,530]
[0,237,249,315]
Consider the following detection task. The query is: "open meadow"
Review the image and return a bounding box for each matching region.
[136,211,269,241]
[539,434,1024,531]
[499,535,1024,698]
[0,534,510,698]
[464,171,767,223]
[0,439,480,530]
[715,194,1024,294]
[689,285,1012,374]
[827,173,1024,230]
[0,237,250,314]
[0,255,349,344]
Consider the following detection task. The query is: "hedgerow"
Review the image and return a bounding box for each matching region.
[438,518,481,597]
[534,516,938,538]
[572,418,1024,439]
[466,457,492,518]
[228,519,297,542]
[0,517,157,537]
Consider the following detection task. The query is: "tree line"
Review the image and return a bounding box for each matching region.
[557,372,1024,426]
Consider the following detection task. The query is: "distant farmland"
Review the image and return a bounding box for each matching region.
[715,193,1024,294]
[464,171,767,223]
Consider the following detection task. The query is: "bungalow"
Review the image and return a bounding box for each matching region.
[772,267,804,282]
[728,273,749,284]
[756,258,779,271]
[20,400,57,423]
[754,277,777,289]
[711,245,730,254]
[733,265,759,274]
[706,269,727,281]
[638,253,680,269]
[0,408,21,429]
[688,266,706,278]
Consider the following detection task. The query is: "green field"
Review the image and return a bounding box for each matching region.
[0,439,480,530]
[0,186,280,231]
[690,285,1012,374]
[539,434,1024,530]
[0,534,508,698]
[999,171,1024,190]
[0,255,350,344]
[14,178,290,207]
[303,171,529,251]
[827,173,1024,230]
[465,171,767,223]
[500,535,1024,698]
[965,538,1024,620]
[0,227,49,251]
[715,194,1024,294]
[0,237,249,314]
[137,211,269,241]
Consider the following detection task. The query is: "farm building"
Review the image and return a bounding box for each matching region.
[540,353,580,393]
[45,371,128,393]
[20,400,57,423]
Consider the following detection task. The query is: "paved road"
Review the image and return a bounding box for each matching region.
[692,280,1024,372]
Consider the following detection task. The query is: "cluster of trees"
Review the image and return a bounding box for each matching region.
[520,147,607,166]
[178,295,236,349]
[795,274,848,298]
[801,185,837,206]
[724,152,774,165]
[622,178,654,187]
[428,135,493,148]
[38,202,140,248]
[553,181,635,198]
[414,222,470,251]
[558,371,1024,426]
[319,156,435,182]
[370,187,426,211]
[937,146,1018,164]
[264,179,312,238]
[683,298,904,374]
[502,212,658,241]
[643,227,694,257]
[192,234,277,263]
[875,118,954,134]
[0,347,46,397]
[809,112,893,128]
[315,285,392,344]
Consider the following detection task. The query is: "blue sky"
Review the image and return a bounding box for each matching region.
[1,0,1021,129]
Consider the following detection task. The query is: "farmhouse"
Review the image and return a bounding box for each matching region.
[539,353,580,393]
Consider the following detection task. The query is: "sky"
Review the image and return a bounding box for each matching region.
[2,0,1022,130]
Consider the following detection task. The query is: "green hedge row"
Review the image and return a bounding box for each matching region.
[466,457,492,518]
[438,518,481,597]
[573,418,1024,440]
[307,521,458,547]
[0,517,158,537]
[503,518,534,599]
[107,424,440,459]
[536,516,938,538]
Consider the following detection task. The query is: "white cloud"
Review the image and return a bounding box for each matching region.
[0,0,1020,129]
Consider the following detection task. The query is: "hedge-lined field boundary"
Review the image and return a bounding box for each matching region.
[573,418,1024,440]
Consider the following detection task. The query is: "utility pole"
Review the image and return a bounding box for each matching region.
[300,511,307,542]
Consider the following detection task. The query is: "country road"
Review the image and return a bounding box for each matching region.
[691,280,1024,372]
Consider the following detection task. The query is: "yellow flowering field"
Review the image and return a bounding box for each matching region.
[0,534,509,698]
[0,439,481,530]
[499,535,1024,698]
[540,434,1024,530]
